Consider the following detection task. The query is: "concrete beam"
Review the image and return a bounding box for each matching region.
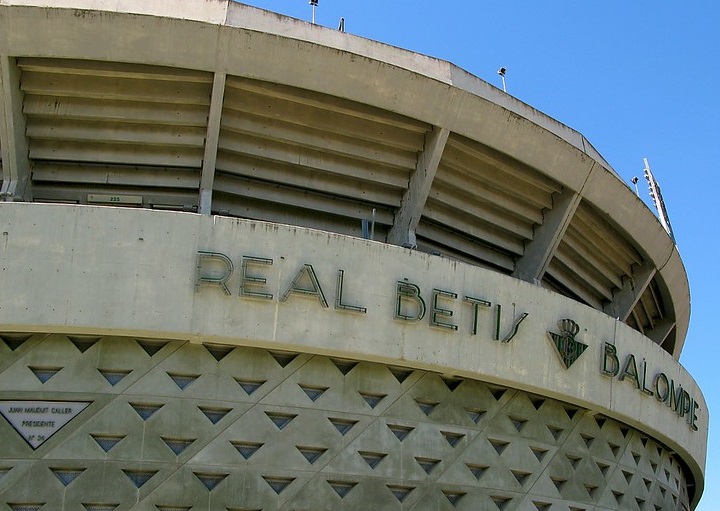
[0,55,31,201]
[199,72,226,215]
[604,260,657,321]
[387,126,449,247]
[513,187,581,283]
[647,317,675,349]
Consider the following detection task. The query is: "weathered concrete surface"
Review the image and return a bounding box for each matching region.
[0,203,707,501]
[0,0,690,354]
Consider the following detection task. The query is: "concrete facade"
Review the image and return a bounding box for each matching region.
[0,1,707,510]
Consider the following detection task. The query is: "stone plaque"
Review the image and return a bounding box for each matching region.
[0,400,90,449]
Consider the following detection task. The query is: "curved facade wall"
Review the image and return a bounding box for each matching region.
[0,1,708,510]
[0,204,707,510]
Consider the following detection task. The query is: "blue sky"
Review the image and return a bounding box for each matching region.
[240,1,719,507]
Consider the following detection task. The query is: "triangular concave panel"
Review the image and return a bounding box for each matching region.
[329,417,357,435]
[29,366,61,384]
[130,403,163,421]
[52,468,85,486]
[235,379,266,396]
[263,476,294,494]
[328,480,356,498]
[123,469,157,488]
[297,446,327,464]
[387,485,413,502]
[359,451,386,469]
[98,369,131,386]
[199,406,231,424]
[162,437,194,455]
[232,441,263,460]
[299,384,327,402]
[91,434,124,453]
[194,472,227,491]
[387,423,413,441]
[266,412,297,430]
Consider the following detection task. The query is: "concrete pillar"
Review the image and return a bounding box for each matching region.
[0,55,31,201]
[603,260,656,321]
[387,126,449,247]
[199,72,226,214]
[513,187,581,283]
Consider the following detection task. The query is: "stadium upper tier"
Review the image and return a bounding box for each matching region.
[0,0,688,357]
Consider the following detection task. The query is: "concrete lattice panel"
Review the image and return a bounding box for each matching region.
[0,334,689,510]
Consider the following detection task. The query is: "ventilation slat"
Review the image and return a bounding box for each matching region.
[215,151,402,207]
[21,72,211,105]
[220,110,417,169]
[27,119,206,148]
[32,163,200,189]
[18,57,211,82]
[223,87,424,152]
[423,199,526,254]
[24,95,209,126]
[30,140,203,168]
[226,77,428,133]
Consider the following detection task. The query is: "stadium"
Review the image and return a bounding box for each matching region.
[0,1,707,510]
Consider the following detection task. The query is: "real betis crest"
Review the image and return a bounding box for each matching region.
[548,319,587,369]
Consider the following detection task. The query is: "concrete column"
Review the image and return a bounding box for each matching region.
[646,317,675,350]
[603,260,656,321]
[198,72,226,214]
[387,126,449,247]
[513,187,581,283]
[0,55,31,201]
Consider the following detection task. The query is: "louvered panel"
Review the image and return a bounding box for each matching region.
[571,202,643,270]
[552,240,616,302]
[544,258,604,309]
[434,162,545,225]
[17,57,210,82]
[221,109,417,169]
[561,223,631,284]
[631,299,651,333]
[222,85,425,153]
[32,183,198,210]
[439,154,555,213]
[29,140,203,167]
[20,71,211,104]
[632,279,664,332]
[555,230,624,290]
[215,150,402,207]
[626,310,641,333]
[26,118,206,147]
[422,198,525,255]
[212,192,386,239]
[19,58,212,180]
[415,228,515,272]
[446,134,562,197]
[218,130,408,188]
[213,172,394,223]
[226,76,429,134]
[32,163,200,189]
[427,181,535,242]
[24,95,209,126]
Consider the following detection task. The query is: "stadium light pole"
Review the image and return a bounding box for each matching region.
[497,67,507,93]
[309,0,318,24]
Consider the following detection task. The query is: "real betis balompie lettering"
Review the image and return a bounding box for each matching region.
[195,251,529,340]
[602,342,700,431]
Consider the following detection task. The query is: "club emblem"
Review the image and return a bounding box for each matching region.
[548,319,587,369]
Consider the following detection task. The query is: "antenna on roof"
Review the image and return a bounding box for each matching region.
[497,67,507,93]
[338,17,345,32]
[631,176,639,197]
[309,0,318,24]
[642,158,676,243]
